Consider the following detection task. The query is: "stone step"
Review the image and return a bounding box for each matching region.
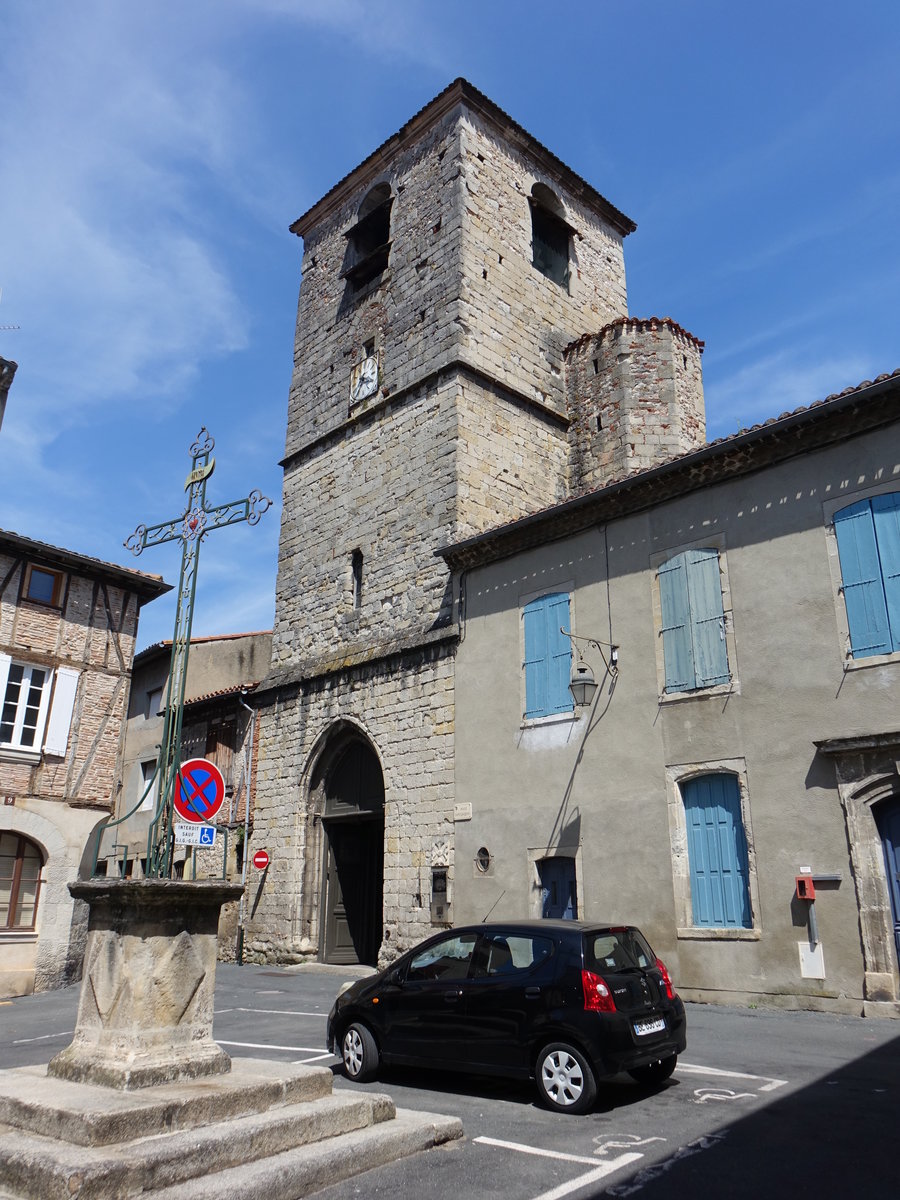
[144,1109,463,1200]
[0,1090,397,1200]
[0,1059,334,1147]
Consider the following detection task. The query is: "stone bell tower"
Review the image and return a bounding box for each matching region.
[252,79,702,967]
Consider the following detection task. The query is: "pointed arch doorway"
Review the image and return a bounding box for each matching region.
[319,736,384,966]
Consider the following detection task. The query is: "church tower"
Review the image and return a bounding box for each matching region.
[251,80,704,966]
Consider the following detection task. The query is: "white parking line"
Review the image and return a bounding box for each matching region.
[676,1061,788,1091]
[12,1031,73,1044]
[228,1007,326,1017]
[474,1138,642,1200]
[291,1052,335,1065]
[217,1040,326,1054]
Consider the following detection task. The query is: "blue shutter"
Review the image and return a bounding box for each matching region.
[683,774,752,929]
[834,500,892,657]
[872,493,900,652]
[658,554,695,691]
[546,594,572,715]
[524,600,549,718]
[685,549,730,687]
[524,593,572,718]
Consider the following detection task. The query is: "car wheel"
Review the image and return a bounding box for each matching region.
[341,1022,379,1082]
[628,1054,677,1087]
[536,1043,598,1114]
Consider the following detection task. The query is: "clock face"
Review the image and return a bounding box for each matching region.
[350,355,379,403]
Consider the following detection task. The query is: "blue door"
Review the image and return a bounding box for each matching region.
[539,857,577,920]
[876,799,900,963]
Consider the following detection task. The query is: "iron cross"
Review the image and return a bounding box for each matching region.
[121,427,272,877]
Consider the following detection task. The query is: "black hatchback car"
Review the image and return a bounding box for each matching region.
[327,920,686,1113]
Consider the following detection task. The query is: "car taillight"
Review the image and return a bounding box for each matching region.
[655,957,677,1000]
[582,969,616,1012]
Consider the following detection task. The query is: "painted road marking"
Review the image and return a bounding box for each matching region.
[291,1052,334,1065]
[217,1040,326,1054]
[227,1006,326,1017]
[13,1031,73,1044]
[474,1137,643,1200]
[676,1061,788,1091]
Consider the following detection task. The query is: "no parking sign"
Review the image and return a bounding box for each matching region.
[174,758,225,824]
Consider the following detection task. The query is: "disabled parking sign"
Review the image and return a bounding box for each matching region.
[174,758,225,824]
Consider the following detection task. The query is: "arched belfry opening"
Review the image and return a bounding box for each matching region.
[313,732,385,966]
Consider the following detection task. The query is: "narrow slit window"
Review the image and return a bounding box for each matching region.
[352,549,363,609]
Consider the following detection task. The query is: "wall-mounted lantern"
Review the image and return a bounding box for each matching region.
[560,629,619,708]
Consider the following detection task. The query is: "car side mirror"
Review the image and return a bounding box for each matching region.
[386,967,404,986]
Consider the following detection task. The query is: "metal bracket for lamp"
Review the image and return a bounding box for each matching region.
[560,629,619,707]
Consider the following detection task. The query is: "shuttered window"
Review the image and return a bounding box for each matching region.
[658,549,730,692]
[682,774,752,929]
[834,493,900,658]
[523,593,572,719]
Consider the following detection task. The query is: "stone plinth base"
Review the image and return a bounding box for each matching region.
[48,879,243,1090]
[0,1058,463,1199]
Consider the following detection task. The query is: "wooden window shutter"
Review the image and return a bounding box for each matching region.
[685,549,730,687]
[658,555,694,691]
[872,493,900,652]
[683,774,752,929]
[43,667,80,757]
[834,499,892,657]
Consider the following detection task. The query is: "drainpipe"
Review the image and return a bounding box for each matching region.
[236,692,256,965]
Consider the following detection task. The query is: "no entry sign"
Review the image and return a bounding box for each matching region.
[174,758,225,824]
[252,849,270,870]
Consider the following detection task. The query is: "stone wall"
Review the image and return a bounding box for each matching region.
[249,643,455,963]
[566,317,706,494]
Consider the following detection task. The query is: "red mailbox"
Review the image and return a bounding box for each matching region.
[795,875,816,901]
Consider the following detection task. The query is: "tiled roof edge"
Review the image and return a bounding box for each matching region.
[565,315,705,356]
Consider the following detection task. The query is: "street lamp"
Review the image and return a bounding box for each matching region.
[560,629,619,708]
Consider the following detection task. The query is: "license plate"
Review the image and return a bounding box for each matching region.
[634,1017,666,1036]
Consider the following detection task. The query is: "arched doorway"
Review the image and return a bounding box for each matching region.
[319,737,384,966]
[876,797,900,965]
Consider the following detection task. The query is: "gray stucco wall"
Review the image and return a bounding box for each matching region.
[452,421,900,1014]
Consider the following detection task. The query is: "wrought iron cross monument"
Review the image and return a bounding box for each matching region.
[122,427,271,878]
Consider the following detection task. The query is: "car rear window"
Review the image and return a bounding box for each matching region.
[584,928,656,973]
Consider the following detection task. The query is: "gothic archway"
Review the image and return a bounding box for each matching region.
[314,733,384,966]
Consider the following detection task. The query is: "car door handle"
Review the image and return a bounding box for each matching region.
[525,987,541,999]
[443,990,462,1004]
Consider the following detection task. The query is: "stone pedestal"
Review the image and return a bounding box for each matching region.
[48,879,243,1090]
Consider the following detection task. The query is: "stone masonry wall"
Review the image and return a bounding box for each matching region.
[272,375,460,674]
[249,646,455,962]
[284,114,464,459]
[566,317,706,494]
[457,112,629,416]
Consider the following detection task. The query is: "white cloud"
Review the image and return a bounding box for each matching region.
[705,352,874,440]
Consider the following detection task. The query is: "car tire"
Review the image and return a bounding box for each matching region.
[341,1022,379,1082]
[536,1042,598,1114]
[628,1054,677,1087]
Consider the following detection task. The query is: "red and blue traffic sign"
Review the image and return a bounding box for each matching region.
[174,758,225,824]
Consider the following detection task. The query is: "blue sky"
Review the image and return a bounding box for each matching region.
[2,0,898,651]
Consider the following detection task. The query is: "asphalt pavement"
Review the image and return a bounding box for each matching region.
[2,964,897,1199]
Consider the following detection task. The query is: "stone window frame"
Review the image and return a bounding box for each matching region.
[340,181,394,295]
[823,481,900,673]
[527,843,584,921]
[650,532,740,704]
[814,733,900,1013]
[529,182,576,294]
[518,577,577,728]
[665,757,761,941]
